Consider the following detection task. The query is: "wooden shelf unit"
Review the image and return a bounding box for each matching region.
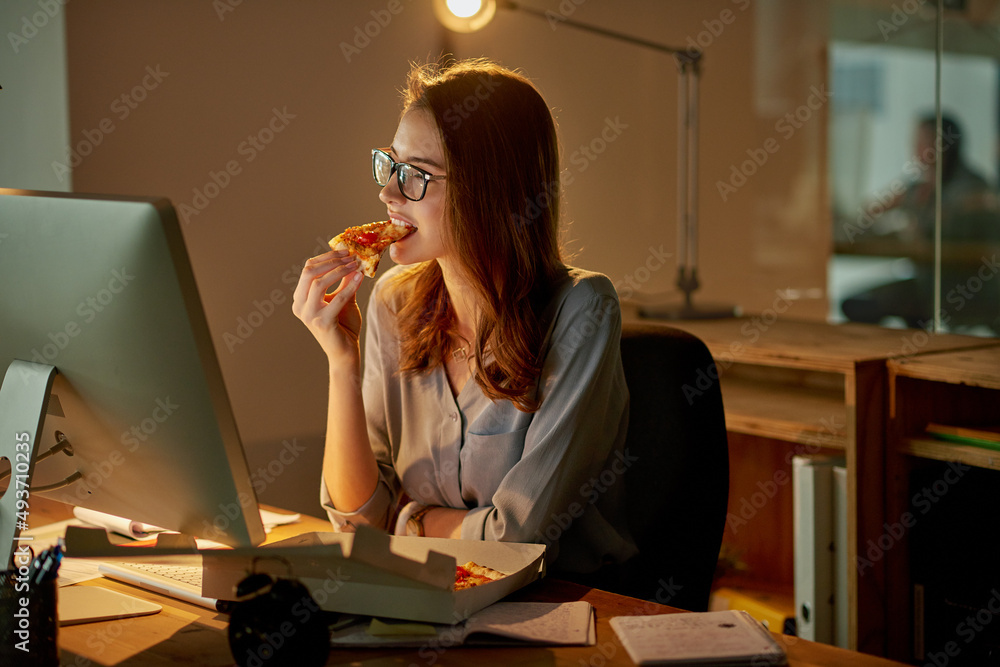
[632,314,993,656]
[885,345,1000,662]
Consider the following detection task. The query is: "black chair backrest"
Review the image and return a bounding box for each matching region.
[616,320,730,611]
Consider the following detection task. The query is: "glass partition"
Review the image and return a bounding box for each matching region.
[828,0,1000,337]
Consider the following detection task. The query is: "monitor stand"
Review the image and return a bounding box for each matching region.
[0,360,57,570]
[1,360,162,623]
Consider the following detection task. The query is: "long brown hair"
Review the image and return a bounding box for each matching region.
[387,58,565,412]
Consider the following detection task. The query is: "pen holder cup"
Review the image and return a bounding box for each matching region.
[1,568,59,667]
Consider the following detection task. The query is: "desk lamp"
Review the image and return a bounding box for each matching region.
[433,0,738,319]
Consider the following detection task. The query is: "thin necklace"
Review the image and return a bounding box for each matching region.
[451,334,471,362]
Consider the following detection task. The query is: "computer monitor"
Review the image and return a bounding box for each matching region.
[0,189,265,566]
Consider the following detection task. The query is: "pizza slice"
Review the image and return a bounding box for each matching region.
[454,561,507,590]
[328,219,415,278]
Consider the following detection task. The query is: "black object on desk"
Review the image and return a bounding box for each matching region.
[1,545,61,666]
[228,570,332,667]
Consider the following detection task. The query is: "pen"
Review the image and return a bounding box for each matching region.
[31,544,62,585]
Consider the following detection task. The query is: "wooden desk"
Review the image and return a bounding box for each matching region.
[625,314,995,654]
[884,346,1000,662]
[42,502,911,666]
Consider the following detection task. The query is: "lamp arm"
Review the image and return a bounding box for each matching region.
[495,1,714,312]
[501,0,699,60]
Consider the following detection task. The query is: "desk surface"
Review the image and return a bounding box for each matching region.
[632,315,996,372]
[40,501,908,667]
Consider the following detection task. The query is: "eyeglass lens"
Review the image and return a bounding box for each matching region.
[373,151,425,201]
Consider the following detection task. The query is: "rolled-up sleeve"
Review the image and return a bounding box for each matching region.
[460,276,633,567]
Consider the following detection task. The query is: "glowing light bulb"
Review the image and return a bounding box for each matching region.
[446,0,483,19]
[433,0,496,33]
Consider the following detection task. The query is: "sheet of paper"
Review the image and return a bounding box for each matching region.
[21,519,103,586]
[73,507,167,539]
[465,601,595,646]
[328,601,595,648]
[260,508,301,530]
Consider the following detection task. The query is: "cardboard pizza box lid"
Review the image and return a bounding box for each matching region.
[63,525,546,623]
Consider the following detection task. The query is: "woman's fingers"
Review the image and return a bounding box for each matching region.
[322,270,363,311]
[293,251,348,301]
[292,251,358,317]
[306,261,359,306]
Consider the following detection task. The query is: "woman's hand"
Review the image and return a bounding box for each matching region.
[292,250,364,365]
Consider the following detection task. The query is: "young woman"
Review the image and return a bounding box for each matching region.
[293,58,636,577]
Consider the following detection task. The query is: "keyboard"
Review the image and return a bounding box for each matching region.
[98,561,228,611]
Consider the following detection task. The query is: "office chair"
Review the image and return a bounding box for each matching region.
[605,320,730,611]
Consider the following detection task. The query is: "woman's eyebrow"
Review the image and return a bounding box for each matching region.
[389,146,444,171]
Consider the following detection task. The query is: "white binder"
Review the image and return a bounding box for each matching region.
[833,463,849,648]
[793,455,845,644]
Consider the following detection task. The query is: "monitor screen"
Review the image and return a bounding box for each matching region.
[0,189,265,556]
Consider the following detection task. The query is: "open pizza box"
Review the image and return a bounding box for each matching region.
[62,524,547,624]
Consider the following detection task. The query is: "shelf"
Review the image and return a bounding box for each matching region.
[721,374,847,449]
[900,437,1000,472]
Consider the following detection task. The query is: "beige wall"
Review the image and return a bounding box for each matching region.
[60,0,831,514]
[1,0,71,190]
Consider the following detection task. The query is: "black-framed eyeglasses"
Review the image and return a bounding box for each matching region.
[372,148,446,202]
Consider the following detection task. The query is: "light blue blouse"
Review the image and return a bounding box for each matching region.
[321,265,638,573]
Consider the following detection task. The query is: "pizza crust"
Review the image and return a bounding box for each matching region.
[328,219,414,277]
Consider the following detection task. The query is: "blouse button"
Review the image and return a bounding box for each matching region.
[450,413,458,422]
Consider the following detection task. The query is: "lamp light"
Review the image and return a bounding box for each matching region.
[432,0,497,33]
[433,0,738,319]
